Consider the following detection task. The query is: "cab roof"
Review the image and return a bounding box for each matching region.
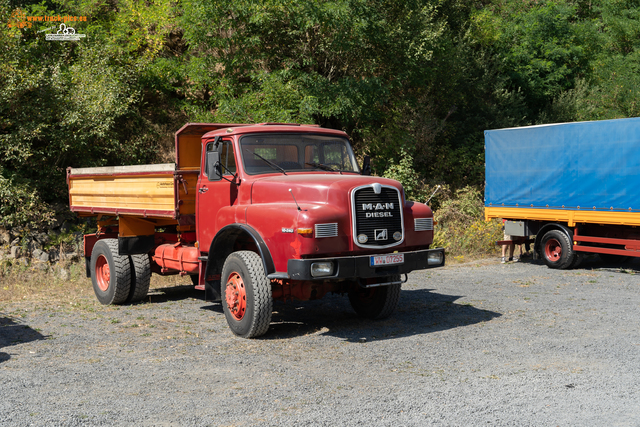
[200,123,348,140]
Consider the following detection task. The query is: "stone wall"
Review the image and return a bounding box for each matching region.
[0,225,83,274]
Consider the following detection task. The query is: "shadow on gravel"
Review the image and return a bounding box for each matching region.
[146,285,205,304]
[506,254,640,273]
[583,256,640,273]
[263,288,501,341]
[0,314,46,363]
[143,284,501,341]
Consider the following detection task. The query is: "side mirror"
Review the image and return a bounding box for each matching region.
[206,150,222,181]
[361,155,371,176]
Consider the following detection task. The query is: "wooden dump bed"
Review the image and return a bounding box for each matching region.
[67,163,197,220]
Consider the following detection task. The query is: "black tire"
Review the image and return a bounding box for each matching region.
[568,252,584,269]
[190,274,199,287]
[127,254,151,303]
[540,230,574,269]
[348,276,401,319]
[90,239,132,305]
[220,251,272,338]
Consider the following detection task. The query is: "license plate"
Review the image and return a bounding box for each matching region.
[370,253,405,266]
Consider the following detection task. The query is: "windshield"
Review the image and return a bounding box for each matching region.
[240,133,360,175]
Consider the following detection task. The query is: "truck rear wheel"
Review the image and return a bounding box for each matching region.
[348,276,401,319]
[540,230,574,269]
[127,254,151,303]
[90,239,132,305]
[221,251,272,338]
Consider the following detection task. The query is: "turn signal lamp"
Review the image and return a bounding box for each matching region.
[297,228,313,235]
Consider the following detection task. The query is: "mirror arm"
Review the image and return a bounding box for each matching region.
[218,161,241,185]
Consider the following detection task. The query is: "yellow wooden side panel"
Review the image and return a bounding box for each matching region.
[69,174,176,216]
[485,207,640,227]
[177,134,202,170]
[177,172,198,216]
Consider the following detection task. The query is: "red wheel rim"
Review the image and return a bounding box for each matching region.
[544,238,562,262]
[95,255,111,292]
[225,272,247,321]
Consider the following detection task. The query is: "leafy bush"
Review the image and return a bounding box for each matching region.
[382,149,432,203]
[0,171,53,231]
[432,186,502,260]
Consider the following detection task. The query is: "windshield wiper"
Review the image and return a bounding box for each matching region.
[305,162,343,174]
[245,149,287,175]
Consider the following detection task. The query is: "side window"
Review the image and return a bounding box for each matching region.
[206,140,236,176]
[220,141,236,175]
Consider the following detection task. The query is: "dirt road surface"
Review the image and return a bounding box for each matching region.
[1,257,639,426]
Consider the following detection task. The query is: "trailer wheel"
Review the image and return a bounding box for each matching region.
[127,254,151,303]
[90,239,132,305]
[541,230,574,269]
[348,276,401,319]
[221,251,272,338]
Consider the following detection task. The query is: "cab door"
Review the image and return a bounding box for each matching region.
[196,138,238,253]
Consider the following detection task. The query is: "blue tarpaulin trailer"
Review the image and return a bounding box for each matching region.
[484,117,640,269]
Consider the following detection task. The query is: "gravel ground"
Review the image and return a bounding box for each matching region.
[1,256,640,426]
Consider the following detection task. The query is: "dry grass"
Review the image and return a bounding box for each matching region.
[0,260,195,304]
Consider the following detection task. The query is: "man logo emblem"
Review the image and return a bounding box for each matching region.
[375,229,388,241]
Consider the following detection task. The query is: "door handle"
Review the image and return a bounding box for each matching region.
[199,187,208,193]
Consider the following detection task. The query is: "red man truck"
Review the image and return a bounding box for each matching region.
[68,123,445,337]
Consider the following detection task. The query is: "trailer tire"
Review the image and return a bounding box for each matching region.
[221,251,272,338]
[348,276,401,319]
[90,239,132,305]
[568,252,584,269]
[127,254,151,303]
[540,230,574,269]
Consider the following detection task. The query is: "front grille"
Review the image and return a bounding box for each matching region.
[315,223,338,238]
[414,218,433,231]
[352,185,403,248]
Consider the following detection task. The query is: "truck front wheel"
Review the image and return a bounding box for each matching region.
[348,277,401,319]
[540,230,574,269]
[220,251,272,338]
[90,239,132,305]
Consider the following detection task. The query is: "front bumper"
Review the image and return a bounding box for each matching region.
[284,248,445,281]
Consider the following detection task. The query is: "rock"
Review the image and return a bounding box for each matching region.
[9,246,21,259]
[0,228,10,245]
[57,267,69,281]
[64,252,79,261]
[38,251,50,262]
[60,222,71,233]
[48,248,60,262]
[27,239,42,254]
[10,237,20,246]
[32,248,44,258]
[34,232,50,245]
[34,263,49,272]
